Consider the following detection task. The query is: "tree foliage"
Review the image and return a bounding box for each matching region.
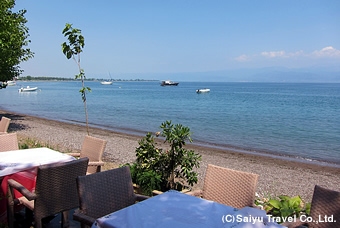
[125,121,202,195]
[0,0,34,85]
[61,23,91,135]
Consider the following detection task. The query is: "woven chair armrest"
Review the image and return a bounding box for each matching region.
[152,190,163,195]
[135,194,150,201]
[88,161,105,166]
[65,152,81,157]
[281,219,306,228]
[73,211,96,226]
[185,190,203,197]
[252,204,262,209]
[7,179,36,201]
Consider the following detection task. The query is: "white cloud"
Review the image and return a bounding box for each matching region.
[235,54,250,62]
[261,51,286,58]
[288,50,304,57]
[235,47,340,62]
[311,46,340,58]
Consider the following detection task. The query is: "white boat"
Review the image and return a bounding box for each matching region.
[100,81,113,85]
[7,81,16,86]
[196,88,210,93]
[18,86,38,92]
[101,72,114,85]
[161,80,179,86]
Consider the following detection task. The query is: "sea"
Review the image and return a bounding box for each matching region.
[1,81,340,166]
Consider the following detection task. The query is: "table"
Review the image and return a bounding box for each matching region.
[0,147,75,177]
[0,148,75,222]
[92,190,285,228]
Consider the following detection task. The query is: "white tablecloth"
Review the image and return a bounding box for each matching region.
[0,147,75,177]
[92,190,285,228]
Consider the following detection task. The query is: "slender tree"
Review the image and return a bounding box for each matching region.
[0,0,34,86]
[62,23,91,135]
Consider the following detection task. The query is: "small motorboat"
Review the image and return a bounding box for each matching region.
[7,81,16,86]
[161,80,179,86]
[100,81,113,85]
[196,88,210,93]
[19,86,38,92]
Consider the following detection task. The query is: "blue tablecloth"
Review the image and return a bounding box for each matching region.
[92,190,285,228]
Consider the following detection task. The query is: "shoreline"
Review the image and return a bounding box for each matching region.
[63,118,340,169]
[59,116,340,168]
[1,109,339,202]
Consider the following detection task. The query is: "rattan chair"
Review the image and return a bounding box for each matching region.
[187,164,259,209]
[73,166,149,227]
[0,116,11,133]
[67,135,107,174]
[282,185,340,228]
[0,132,19,152]
[7,157,89,228]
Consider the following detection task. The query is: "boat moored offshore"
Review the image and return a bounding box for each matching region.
[18,86,38,92]
[161,80,179,86]
[100,81,113,85]
[196,88,210,93]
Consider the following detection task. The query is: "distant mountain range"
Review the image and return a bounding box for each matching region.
[163,66,340,83]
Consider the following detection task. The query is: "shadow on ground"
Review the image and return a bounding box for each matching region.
[13,209,81,228]
[0,113,29,132]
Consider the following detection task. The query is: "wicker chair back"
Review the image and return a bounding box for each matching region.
[0,132,19,152]
[202,164,259,209]
[80,135,107,174]
[76,166,136,222]
[0,116,10,133]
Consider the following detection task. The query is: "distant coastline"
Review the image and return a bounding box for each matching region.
[15,76,159,82]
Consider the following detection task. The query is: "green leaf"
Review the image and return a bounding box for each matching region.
[305,203,311,215]
[66,51,72,59]
[288,196,301,208]
[269,199,282,209]
[278,195,291,201]
[62,23,72,34]
[280,208,294,218]
[281,200,289,209]
[264,205,273,212]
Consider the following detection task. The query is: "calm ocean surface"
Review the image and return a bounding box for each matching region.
[1,81,340,164]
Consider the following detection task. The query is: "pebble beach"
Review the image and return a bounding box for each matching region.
[1,109,339,203]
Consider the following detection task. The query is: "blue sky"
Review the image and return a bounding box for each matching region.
[14,0,340,81]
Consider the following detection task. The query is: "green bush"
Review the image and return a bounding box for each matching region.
[255,192,311,223]
[124,120,201,196]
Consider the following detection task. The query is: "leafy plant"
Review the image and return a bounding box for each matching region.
[0,0,34,85]
[124,121,201,195]
[61,23,91,135]
[255,192,311,223]
[18,137,55,150]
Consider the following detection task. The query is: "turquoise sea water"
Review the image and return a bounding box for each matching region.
[1,81,339,164]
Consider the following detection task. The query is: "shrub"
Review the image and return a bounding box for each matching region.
[255,192,311,224]
[124,121,201,195]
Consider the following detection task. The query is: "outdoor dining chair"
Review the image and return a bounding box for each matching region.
[0,116,11,134]
[282,185,340,228]
[67,135,107,174]
[73,166,149,228]
[7,157,89,228]
[187,164,259,209]
[0,132,19,152]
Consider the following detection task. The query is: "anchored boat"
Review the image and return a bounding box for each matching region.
[196,88,210,93]
[100,81,113,85]
[161,80,179,86]
[18,86,38,92]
